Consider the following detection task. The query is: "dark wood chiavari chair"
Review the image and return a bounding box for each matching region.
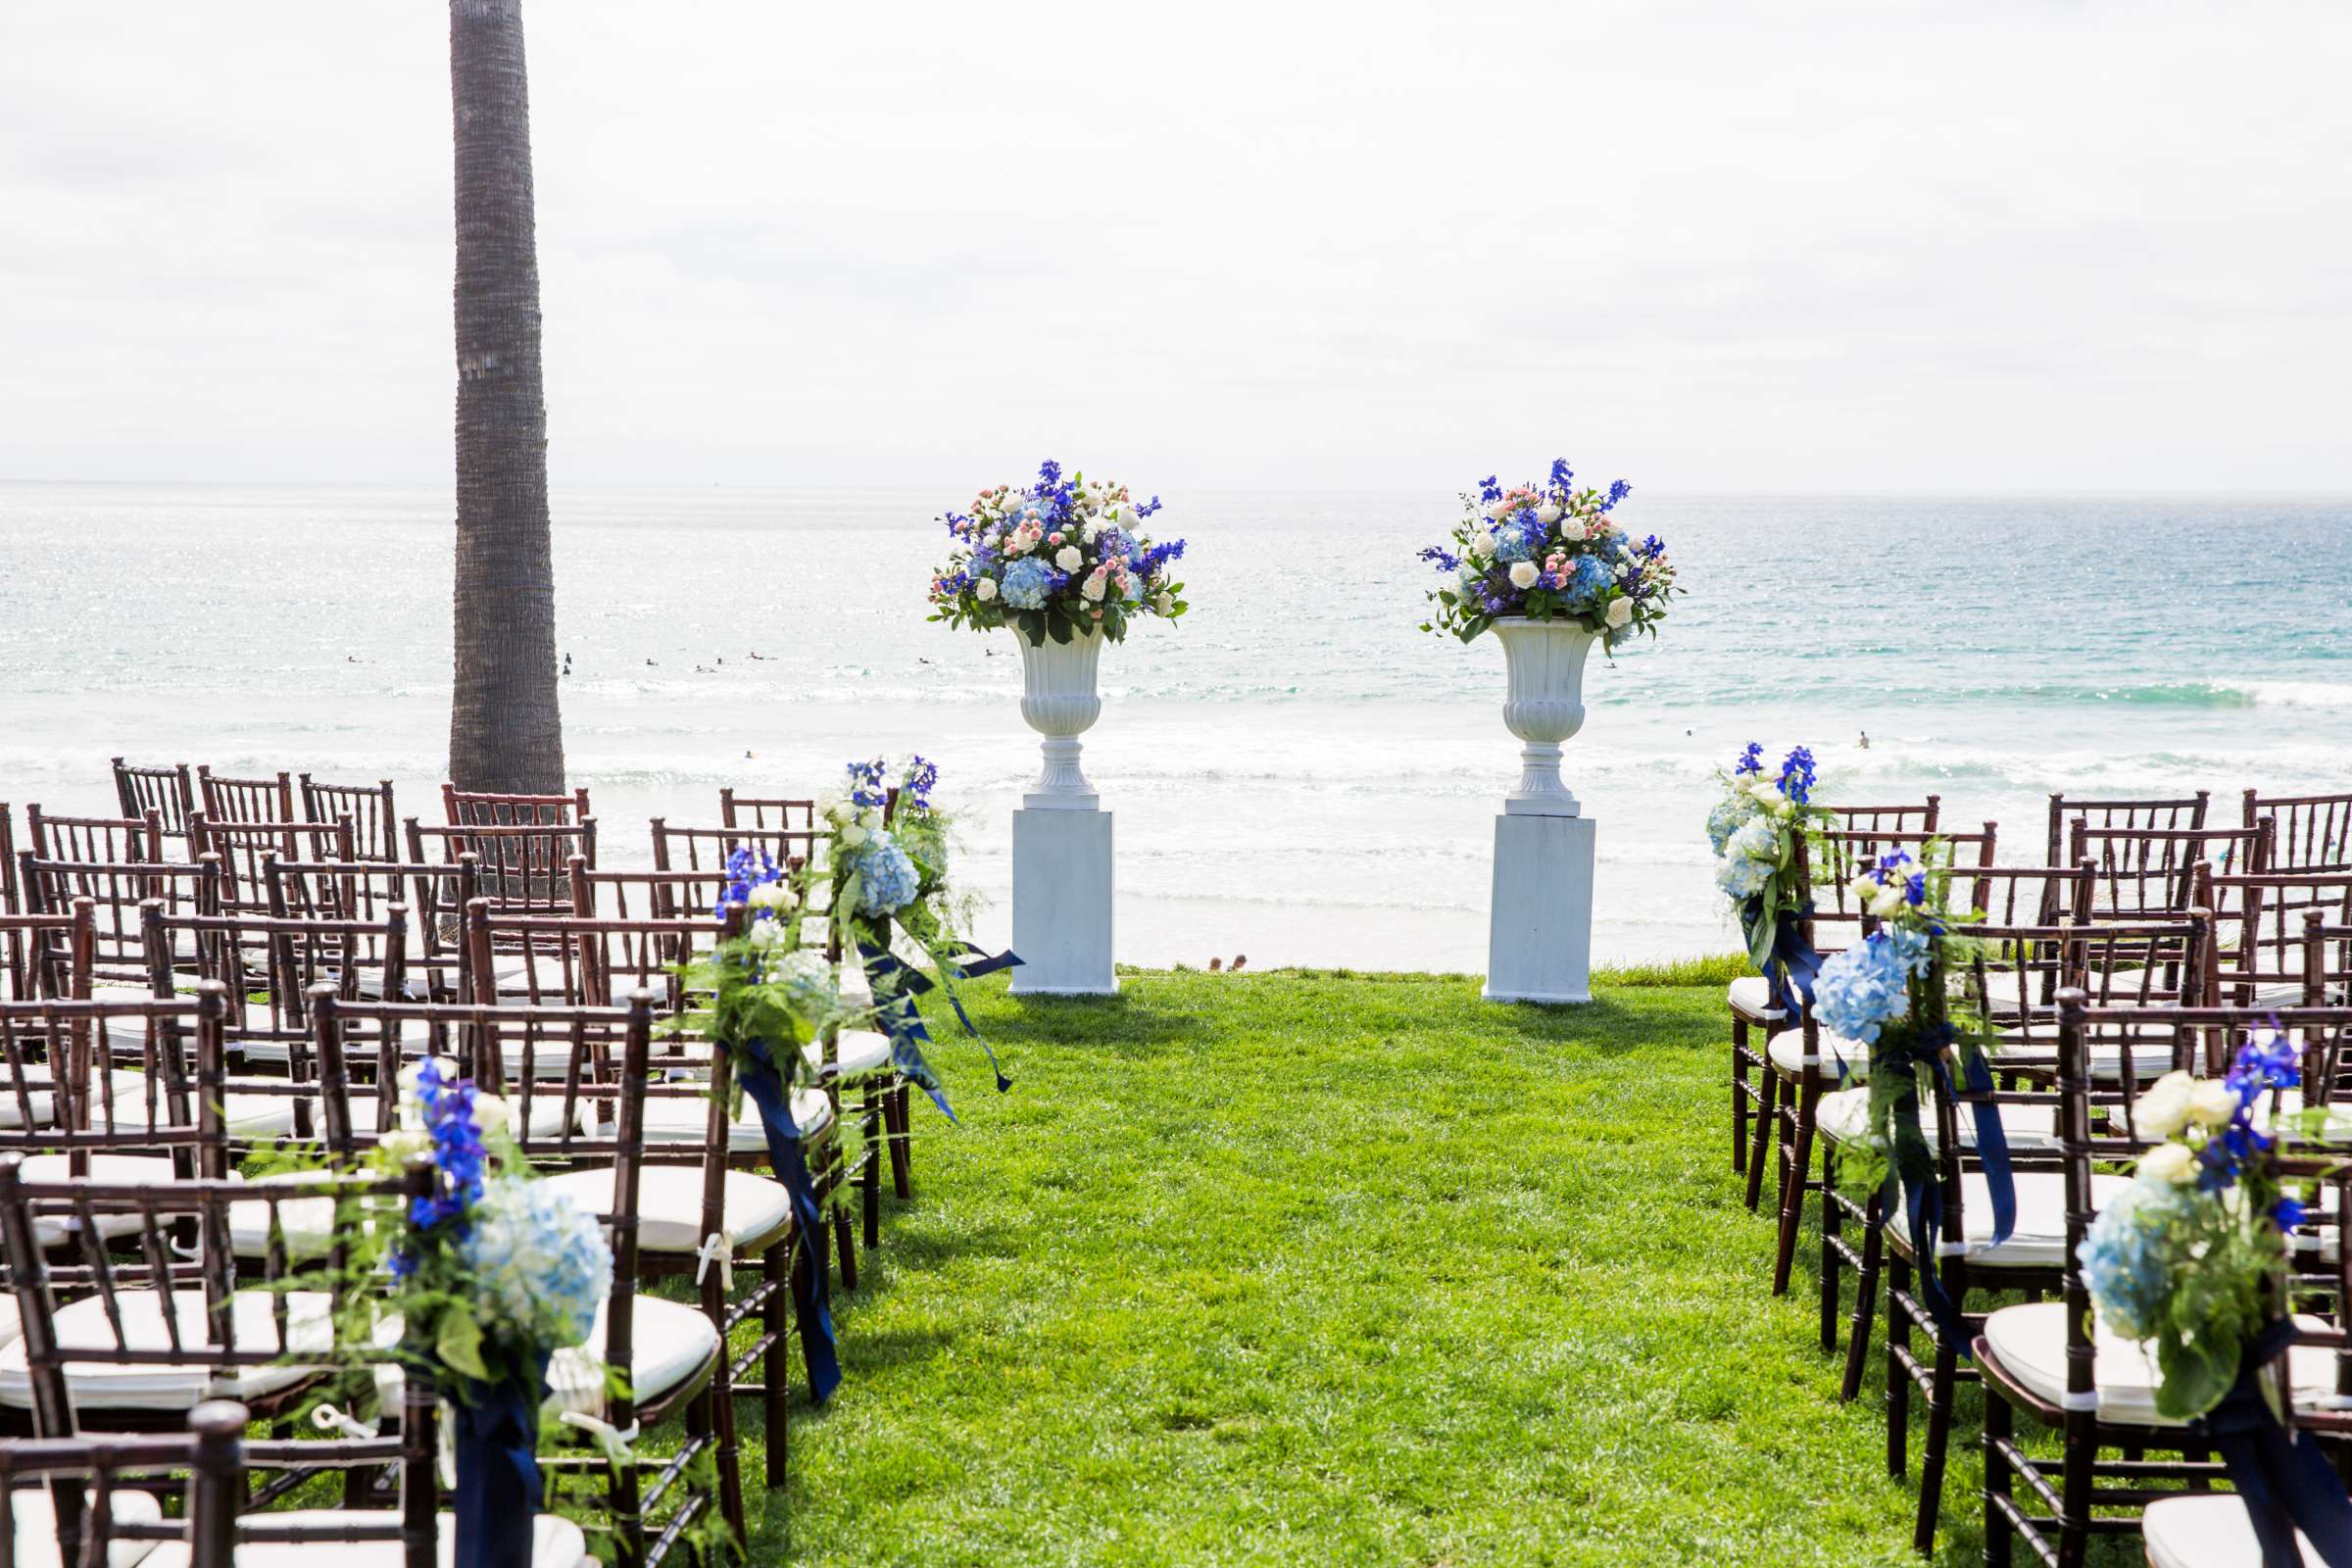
[2247,786,2352,874]
[308,991,726,1559]
[2204,868,2352,1010]
[716,791,817,836]
[109,761,194,843]
[0,903,94,1008]
[2072,818,2275,919]
[15,857,220,995]
[23,808,162,869]
[188,812,353,917]
[406,817,596,921]
[1978,993,2352,1568]
[194,766,295,826]
[2307,915,2352,1015]
[0,1400,246,1568]
[1749,823,1997,1279]
[264,853,482,1003]
[442,783,591,828]
[1728,796,1942,1183]
[0,807,17,917]
[300,774,401,863]
[2044,789,2210,868]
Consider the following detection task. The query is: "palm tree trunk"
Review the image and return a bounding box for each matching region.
[447,0,564,794]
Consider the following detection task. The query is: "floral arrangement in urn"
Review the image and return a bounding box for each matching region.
[928,459,1189,647]
[1419,459,1679,643]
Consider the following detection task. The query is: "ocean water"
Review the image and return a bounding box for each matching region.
[1,482,2346,973]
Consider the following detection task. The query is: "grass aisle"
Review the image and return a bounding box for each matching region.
[754,969,1984,1566]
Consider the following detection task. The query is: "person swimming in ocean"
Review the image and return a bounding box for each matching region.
[1859,730,1871,750]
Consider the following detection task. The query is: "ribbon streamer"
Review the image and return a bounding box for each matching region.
[731,1047,843,1404]
[2195,1320,2352,1568]
[452,1358,550,1568]
[1740,894,1822,1017]
[858,942,1022,1102]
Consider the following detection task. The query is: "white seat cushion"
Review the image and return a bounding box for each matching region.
[10,1484,163,1568]
[1982,1300,2336,1427]
[544,1297,718,1422]
[0,1294,20,1350]
[2143,1494,2317,1568]
[1726,973,1788,1021]
[0,1070,156,1131]
[538,1164,792,1253]
[0,1289,333,1411]
[1767,1028,1864,1076]
[1817,1087,2062,1152]
[15,1154,226,1249]
[639,1084,834,1152]
[805,1029,893,1078]
[1945,1171,2132,1268]
[142,1509,587,1568]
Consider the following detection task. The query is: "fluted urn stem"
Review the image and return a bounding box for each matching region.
[1016,626,1104,809]
[1492,618,1595,817]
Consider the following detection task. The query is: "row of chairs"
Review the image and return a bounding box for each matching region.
[0,769,927,1567]
[1720,785,2352,1566]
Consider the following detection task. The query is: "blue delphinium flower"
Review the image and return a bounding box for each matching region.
[1096,526,1136,561]
[1419,545,1461,572]
[1735,742,1764,776]
[1779,747,1817,806]
[460,1174,612,1352]
[1603,478,1633,511]
[1000,557,1053,610]
[1548,458,1574,489]
[902,756,939,811]
[846,757,889,810]
[1813,931,1913,1044]
[2078,1179,2197,1340]
[1479,474,1503,504]
[854,833,921,916]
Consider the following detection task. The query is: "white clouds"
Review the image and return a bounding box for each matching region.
[2,0,2347,489]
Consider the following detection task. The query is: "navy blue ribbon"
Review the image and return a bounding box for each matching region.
[858,942,1021,1105]
[2193,1320,2352,1568]
[452,1358,549,1568]
[1740,895,1822,1017]
[1889,1040,2016,1355]
[732,1046,842,1404]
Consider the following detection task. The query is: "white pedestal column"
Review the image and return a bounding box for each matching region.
[1010,808,1117,995]
[1485,810,1594,1004]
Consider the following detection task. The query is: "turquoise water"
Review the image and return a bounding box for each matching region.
[1,483,2345,970]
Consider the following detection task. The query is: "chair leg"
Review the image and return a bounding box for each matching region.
[1818,1144,1842,1353]
[1984,1382,2015,1568]
[763,1238,790,1491]
[710,1373,748,1552]
[833,1191,859,1292]
[1744,1065,1780,1212]
[1771,1079,1818,1296]
[860,1096,883,1251]
[2057,1413,2095,1568]
[1838,1193,1883,1402]
[1731,1014,1751,1174]
[1914,1338,1960,1555]
[1886,1254,1912,1479]
[887,1081,913,1200]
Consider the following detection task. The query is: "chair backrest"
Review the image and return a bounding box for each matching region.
[110,760,195,839]
[1820,797,1941,835]
[407,818,596,916]
[0,805,18,917]
[195,767,295,827]
[466,887,706,1011]
[577,864,732,928]
[2302,917,2352,1017]
[24,807,162,867]
[15,857,220,989]
[2202,870,2352,1008]
[299,775,401,863]
[1800,823,1998,956]
[2072,818,2274,917]
[265,855,481,1000]
[442,783,591,827]
[651,818,817,880]
[0,988,230,1178]
[0,1400,246,1568]
[0,903,94,1004]
[2044,789,2210,867]
[716,791,817,835]
[190,813,354,914]
[2247,788,2352,874]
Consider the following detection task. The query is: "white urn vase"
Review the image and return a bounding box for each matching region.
[1016,625,1103,808]
[1490,616,1595,816]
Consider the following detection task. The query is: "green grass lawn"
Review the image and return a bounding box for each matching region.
[727,965,2020,1566]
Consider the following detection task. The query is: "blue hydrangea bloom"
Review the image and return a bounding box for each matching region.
[854,833,921,916]
[1715,849,1771,901]
[1813,931,1914,1044]
[460,1174,612,1352]
[1493,525,1535,564]
[1705,795,1758,857]
[2078,1178,2200,1340]
[1567,554,1612,604]
[1000,557,1054,611]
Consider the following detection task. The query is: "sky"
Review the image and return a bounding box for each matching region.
[3,1,2347,493]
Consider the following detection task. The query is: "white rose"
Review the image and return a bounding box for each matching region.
[1866,883,1906,918]
[1486,501,1512,521]
[1537,503,1563,525]
[2132,1070,2196,1140]
[974,577,999,602]
[746,916,785,950]
[1605,598,1633,629]
[840,822,868,849]
[1006,532,1033,556]
[746,881,788,911]
[982,532,1001,551]
[1055,546,1083,572]
[1080,573,1106,602]
[1082,521,1102,544]
[1508,561,1539,589]
[2186,1078,2239,1129]
[1466,531,1494,561]
[2137,1142,2198,1186]
[469,1093,510,1136]
[1153,591,1174,614]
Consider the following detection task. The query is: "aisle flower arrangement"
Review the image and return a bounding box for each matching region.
[1418,460,1679,643]
[927,460,1190,647]
[813,757,1016,1116]
[2081,1035,2307,1420]
[1705,742,1827,1011]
